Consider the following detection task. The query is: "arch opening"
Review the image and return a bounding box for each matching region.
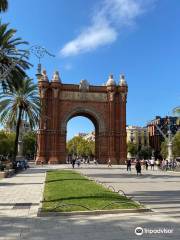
[66,114,99,164]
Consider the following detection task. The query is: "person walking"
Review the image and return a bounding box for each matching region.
[93,158,97,165]
[150,158,155,170]
[135,159,142,176]
[156,159,160,170]
[145,159,149,170]
[41,160,44,167]
[72,158,76,169]
[172,160,177,171]
[165,160,169,171]
[161,159,166,170]
[141,159,145,170]
[126,159,131,172]
[77,157,81,168]
[108,158,112,167]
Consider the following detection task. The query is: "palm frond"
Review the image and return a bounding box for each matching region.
[0,0,8,12]
[0,78,40,129]
[0,21,31,89]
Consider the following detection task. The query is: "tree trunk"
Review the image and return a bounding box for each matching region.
[13,107,22,162]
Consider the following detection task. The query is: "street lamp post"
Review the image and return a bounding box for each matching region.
[30,44,55,76]
[167,119,173,163]
[0,45,55,92]
[30,45,54,163]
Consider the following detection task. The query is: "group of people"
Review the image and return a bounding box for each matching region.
[161,159,177,171]
[126,158,178,176]
[69,156,98,168]
[67,155,178,173]
[126,159,156,175]
[70,157,81,168]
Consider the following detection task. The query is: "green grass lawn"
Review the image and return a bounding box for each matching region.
[42,170,140,212]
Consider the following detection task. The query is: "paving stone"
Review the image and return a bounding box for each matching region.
[0,164,180,240]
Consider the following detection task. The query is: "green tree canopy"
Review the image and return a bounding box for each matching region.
[22,131,36,158]
[0,130,15,156]
[127,142,138,157]
[67,136,95,157]
[138,146,152,160]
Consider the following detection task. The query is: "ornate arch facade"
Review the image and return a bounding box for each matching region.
[36,71,128,164]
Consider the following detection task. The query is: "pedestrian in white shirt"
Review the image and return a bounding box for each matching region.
[150,159,155,170]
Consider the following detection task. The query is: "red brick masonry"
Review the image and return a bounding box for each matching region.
[36,74,128,165]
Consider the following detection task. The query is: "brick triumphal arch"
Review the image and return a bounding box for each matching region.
[36,70,128,165]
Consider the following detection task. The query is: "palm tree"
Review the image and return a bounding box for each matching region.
[0,78,40,161]
[0,0,8,12]
[0,21,31,90]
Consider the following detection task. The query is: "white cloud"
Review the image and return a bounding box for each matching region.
[60,0,155,57]
[61,22,117,56]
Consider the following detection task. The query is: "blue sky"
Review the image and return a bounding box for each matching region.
[1,0,180,139]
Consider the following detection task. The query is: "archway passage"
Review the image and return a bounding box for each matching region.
[66,116,96,163]
[36,71,128,164]
[63,108,104,164]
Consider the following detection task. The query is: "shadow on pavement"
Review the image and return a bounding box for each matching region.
[85,173,180,179]
[0,213,180,240]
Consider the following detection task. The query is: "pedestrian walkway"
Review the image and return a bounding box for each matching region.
[0,166,46,217]
[0,164,180,240]
[76,167,180,221]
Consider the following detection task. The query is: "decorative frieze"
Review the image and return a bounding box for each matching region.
[60,91,107,102]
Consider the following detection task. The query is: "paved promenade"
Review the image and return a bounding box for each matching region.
[0,164,180,240]
[0,167,46,217]
[76,165,180,220]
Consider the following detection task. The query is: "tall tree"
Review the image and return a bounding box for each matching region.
[0,21,31,89]
[138,146,152,160]
[0,78,40,161]
[0,0,8,12]
[127,142,138,157]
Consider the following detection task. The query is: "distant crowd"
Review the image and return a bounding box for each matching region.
[126,158,178,176]
[66,156,98,168]
[67,155,179,176]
